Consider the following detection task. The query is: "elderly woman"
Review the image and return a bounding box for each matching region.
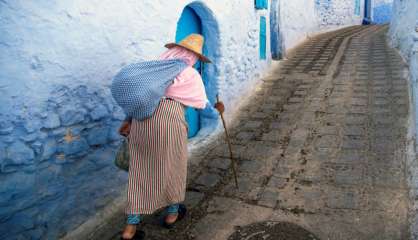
[116,34,224,240]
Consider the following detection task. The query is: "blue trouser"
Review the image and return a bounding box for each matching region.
[127,204,180,224]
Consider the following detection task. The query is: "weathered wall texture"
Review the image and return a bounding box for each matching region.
[315,0,364,29]
[0,0,367,239]
[388,0,418,238]
[372,0,393,24]
[389,0,418,138]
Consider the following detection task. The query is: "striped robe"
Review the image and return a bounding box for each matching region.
[126,98,188,214]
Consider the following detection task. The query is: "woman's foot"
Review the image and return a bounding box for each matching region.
[164,213,179,225]
[161,204,187,229]
[121,224,136,239]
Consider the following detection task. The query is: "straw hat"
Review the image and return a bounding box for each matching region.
[165,33,211,63]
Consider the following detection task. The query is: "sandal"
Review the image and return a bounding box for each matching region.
[119,229,145,240]
[161,204,187,229]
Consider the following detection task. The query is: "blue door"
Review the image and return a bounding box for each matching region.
[176,6,202,138]
[363,0,372,24]
[270,0,281,59]
[260,16,267,60]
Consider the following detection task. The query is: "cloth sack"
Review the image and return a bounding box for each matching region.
[111,59,188,121]
[114,137,130,171]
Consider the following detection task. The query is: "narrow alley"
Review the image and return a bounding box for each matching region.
[4,1,418,239]
[92,25,411,240]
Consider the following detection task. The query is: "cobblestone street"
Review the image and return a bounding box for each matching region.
[96,25,411,240]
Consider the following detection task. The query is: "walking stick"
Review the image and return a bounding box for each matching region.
[216,95,239,189]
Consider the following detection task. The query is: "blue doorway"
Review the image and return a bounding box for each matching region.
[363,0,372,25]
[175,6,203,138]
[270,0,281,59]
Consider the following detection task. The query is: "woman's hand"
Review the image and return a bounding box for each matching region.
[214,101,225,115]
[118,120,131,137]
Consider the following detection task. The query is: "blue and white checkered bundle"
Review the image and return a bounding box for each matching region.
[111,59,188,121]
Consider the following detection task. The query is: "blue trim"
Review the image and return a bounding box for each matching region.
[270,0,281,59]
[354,0,361,16]
[127,214,141,224]
[255,0,268,9]
[260,16,267,60]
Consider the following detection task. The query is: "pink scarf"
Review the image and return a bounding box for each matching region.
[160,46,199,66]
[160,46,208,109]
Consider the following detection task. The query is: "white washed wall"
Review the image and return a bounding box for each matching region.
[315,0,364,28]
[389,0,418,136]
[278,0,364,53]
[279,0,319,51]
[388,0,418,238]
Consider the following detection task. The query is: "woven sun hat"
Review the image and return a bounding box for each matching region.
[165,33,211,63]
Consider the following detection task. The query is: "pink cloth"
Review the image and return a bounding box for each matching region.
[160,46,208,109]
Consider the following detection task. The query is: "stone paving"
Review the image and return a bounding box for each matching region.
[94,25,411,240]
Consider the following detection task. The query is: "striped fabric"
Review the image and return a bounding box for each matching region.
[126,98,188,214]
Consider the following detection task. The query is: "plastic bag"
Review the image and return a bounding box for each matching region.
[114,138,130,171]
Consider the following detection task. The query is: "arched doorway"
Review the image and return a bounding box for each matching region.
[175,2,220,138]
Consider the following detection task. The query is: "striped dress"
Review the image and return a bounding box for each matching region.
[126,98,188,215]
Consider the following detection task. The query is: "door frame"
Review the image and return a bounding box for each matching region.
[175,6,203,138]
[176,2,221,138]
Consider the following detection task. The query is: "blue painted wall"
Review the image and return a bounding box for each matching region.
[0,1,222,238]
[0,84,127,239]
[0,2,131,239]
[373,2,393,24]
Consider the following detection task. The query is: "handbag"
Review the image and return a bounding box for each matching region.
[114,137,130,171]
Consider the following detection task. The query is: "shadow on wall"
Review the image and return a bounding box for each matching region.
[0,83,128,240]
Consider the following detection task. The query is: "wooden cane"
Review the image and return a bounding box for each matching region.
[216,95,239,189]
